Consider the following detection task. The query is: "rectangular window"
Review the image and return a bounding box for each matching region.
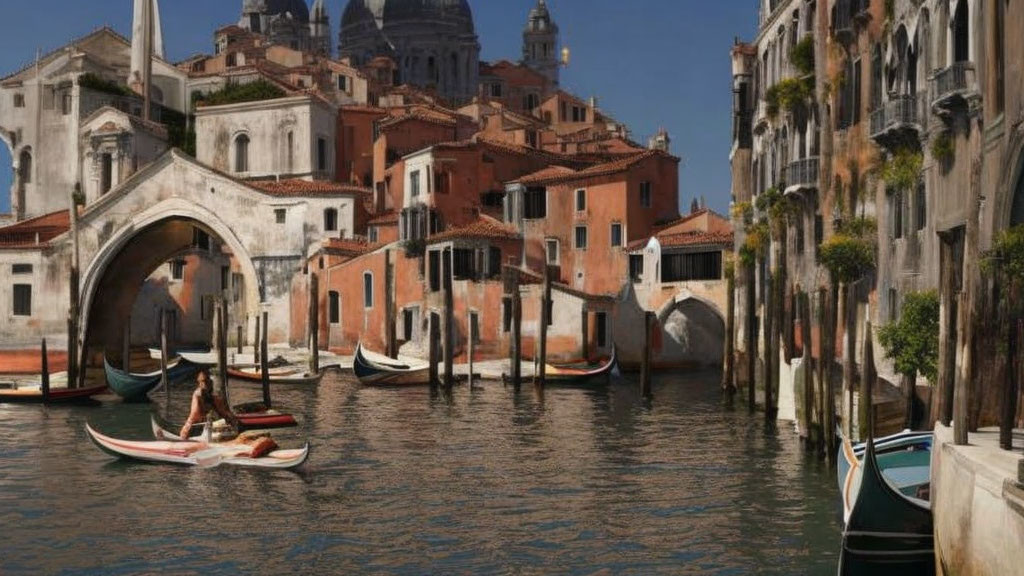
[523,187,546,219]
[575,189,586,212]
[249,13,261,33]
[101,153,113,194]
[232,273,242,302]
[275,208,286,224]
[329,291,340,324]
[916,185,927,232]
[410,170,421,197]
[324,209,338,232]
[428,250,441,292]
[402,308,413,340]
[490,83,503,98]
[453,248,475,280]
[661,251,723,282]
[502,298,512,333]
[814,214,824,249]
[317,138,328,172]
[488,246,502,279]
[12,284,31,317]
[796,217,805,255]
[611,223,623,248]
[574,226,588,250]
[12,264,32,275]
[470,311,481,344]
[368,226,379,243]
[170,260,185,281]
[640,182,652,208]
[596,311,608,348]
[61,92,72,115]
[221,266,230,291]
[560,101,568,122]
[363,272,373,308]
[852,57,862,125]
[892,191,904,240]
[13,93,24,108]
[888,288,899,322]
[338,75,348,92]
[546,238,559,264]
[629,254,644,282]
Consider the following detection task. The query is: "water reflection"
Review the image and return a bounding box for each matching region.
[0,370,841,575]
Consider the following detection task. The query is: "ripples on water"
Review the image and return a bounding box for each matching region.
[0,371,842,575]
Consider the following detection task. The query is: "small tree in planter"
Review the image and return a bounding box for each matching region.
[879,291,940,429]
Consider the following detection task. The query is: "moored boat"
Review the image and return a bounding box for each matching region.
[104,357,198,402]
[543,348,617,384]
[353,342,431,386]
[839,436,935,575]
[837,429,933,520]
[0,375,108,404]
[86,424,309,469]
[227,366,323,385]
[151,412,298,442]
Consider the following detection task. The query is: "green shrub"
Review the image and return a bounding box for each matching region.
[984,225,1024,285]
[765,76,815,119]
[196,80,287,107]
[881,147,923,193]
[790,36,815,77]
[818,234,875,283]
[930,131,955,167]
[78,73,132,96]
[879,291,940,382]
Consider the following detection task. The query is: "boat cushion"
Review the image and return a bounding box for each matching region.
[244,437,279,458]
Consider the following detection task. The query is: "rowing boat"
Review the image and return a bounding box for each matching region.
[104,357,197,402]
[148,348,216,365]
[86,424,309,469]
[543,348,617,384]
[837,429,932,512]
[227,366,323,385]
[151,413,298,442]
[0,375,108,404]
[353,342,431,386]
[839,436,935,575]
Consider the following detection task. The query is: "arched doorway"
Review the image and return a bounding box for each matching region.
[79,210,260,370]
[656,297,725,369]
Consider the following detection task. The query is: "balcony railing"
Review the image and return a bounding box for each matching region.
[783,156,820,193]
[931,61,978,114]
[832,0,870,41]
[869,93,925,145]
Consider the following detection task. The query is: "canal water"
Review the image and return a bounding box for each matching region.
[0,370,842,575]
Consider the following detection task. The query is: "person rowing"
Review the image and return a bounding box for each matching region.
[180,370,240,440]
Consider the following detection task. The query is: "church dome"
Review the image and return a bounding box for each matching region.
[342,0,475,34]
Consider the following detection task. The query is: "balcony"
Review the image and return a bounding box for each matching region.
[783,156,820,195]
[831,0,869,43]
[869,93,926,148]
[930,61,979,117]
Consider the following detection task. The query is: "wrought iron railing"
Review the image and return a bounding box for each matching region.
[931,61,976,106]
[783,156,820,190]
[869,93,925,138]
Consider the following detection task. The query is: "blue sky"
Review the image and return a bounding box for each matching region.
[0,0,757,215]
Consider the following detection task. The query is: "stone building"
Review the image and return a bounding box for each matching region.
[730,0,1024,438]
[338,0,481,104]
[522,0,561,89]
[239,0,332,55]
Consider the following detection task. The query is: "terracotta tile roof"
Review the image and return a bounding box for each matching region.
[367,211,398,226]
[512,165,575,184]
[247,179,370,197]
[342,104,387,114]
[480,60,547,86]
[476,138,581,166]
[379,111,457,130]
[627,231,734,252]
[514,150,673,186]
[514,267,617,304]
[322,237,378,257]
[0,210,70,248]
[427,215,520,244]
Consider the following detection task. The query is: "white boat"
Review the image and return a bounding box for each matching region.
[353,342,431,386]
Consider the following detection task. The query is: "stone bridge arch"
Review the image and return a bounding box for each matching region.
[653,290,726,369]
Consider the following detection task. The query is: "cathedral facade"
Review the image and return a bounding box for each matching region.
[338,0,481,104]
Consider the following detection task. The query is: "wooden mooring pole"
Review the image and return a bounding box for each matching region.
[237,325,243,354]
[862,320,876,439]
[429,312,440,389]
[215,298,229,403]
[723,272,736,398]
[508,268,522,391]
[309,272,320,374]
[468,309,475,389]
[746,265,757,413]
[443,250,455,390]
[161,310,170,418]
[254,313,262,366]
[800,292,815,447]
[261,310,271,408]
[640,311,654,399]
[384,250,396,359]
[40,338,50,403]
[536,265,552,389]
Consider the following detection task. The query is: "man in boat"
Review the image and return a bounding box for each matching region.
[180,370,241,439]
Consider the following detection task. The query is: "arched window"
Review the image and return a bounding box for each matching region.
[234,134,249,173]
[324,208,338,232]
[18,148,32,184]
[952,0,969,63]
[363,272,374,309]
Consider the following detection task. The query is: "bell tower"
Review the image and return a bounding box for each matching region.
[310,0,332,56]
[522,0,560,88]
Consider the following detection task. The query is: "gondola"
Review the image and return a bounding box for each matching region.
[839,436,935,575]
[837,429,933,507]
[543,348,617,384]
[353,342,431,386]
[103,357,198,402]
[227,366,323,385]
[86,424,309,469]
[151,412,298,442]
[0,373,108,404]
